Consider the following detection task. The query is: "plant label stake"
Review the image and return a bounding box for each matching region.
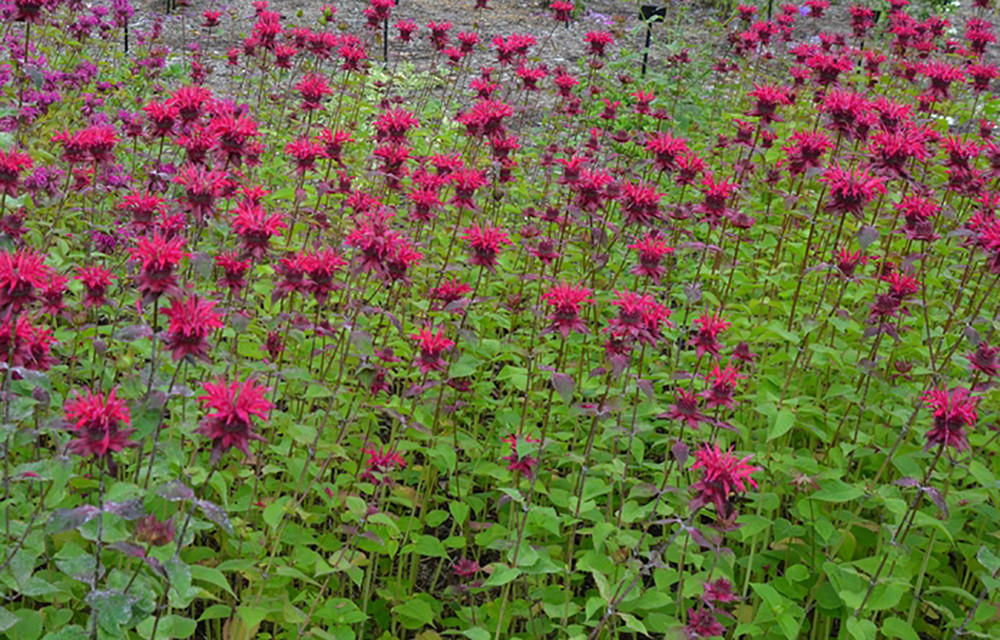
[640,5,667,78]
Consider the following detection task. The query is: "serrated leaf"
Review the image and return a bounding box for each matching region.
[767,409,795,441]
[551,372,575,404]
[156,481,194,502]
[481,564,520,587]
[812,480,863,503]
[881,617,919,640]
[47,506,100,533]
[391,597,435,630]
[197,499,234,535]
[190,565,235,597]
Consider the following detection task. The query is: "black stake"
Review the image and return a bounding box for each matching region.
[639,5,666,78]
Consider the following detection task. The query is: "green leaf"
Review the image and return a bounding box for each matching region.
[812,480,864,503]
[481,564,520,587]
[449,353,480,378]
[305,383,332,399]
[237,606,269,630]
[977,545,1000,574]
[767,409,795,441]
[449,502,470,525]
[846,618,877,640]
[617,612,647,634]
[461,629,491,640]
[881,617,920,640]
[391,597,435,630]
[263,496,293,530]
[198,605,232,622]
[411,535,448,558]
[0,607,18,633]
[190,565,235,597]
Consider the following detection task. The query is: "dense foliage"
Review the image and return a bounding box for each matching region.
[0,0,998,637]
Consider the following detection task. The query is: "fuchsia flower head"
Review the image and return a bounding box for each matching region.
[747,83,791,123]
[361,446,406,485]
[75,266,116,308]
[820,164,885,220]
[502,432,540,477]
[129,233,187,302]
[296,73,333,111]
[162,295,224,362]
[0,148,32,196]
[0,248,52,317]
[584,31,614,57]
[65,388,136,460]
[690,443,761,518]
[967,341,998,378]
[412,328,454,374]
[542,282,593,337]
[628,233,674,283]
[605,290,672,346]
[551,0,574,22]
[779,130,833,176]
[230,201,285,259]
[921,387,979,451]
[703,365,743,409]
[690,314,730,359]
[196,378,272,461]
[462,224,511,270]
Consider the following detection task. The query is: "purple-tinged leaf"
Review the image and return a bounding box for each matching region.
[922,487,949,517]
[636,379,655,400]
[610,354,630,379]
[156,481,194,502]
[551,373,575,404]
[228,312,251,333]
[144,557,167,579]
[684,282,702,304]
[857,225,879,250]
[103,499,145,520]
[895,477,920,487]
[964,326,982,346]
[113,325,152,342]
[47,506,100,533]
[197,500,234,535]
[108,542,146,558]
[672,441,689,466]
[684,525,714,549]
[588,367,607,379]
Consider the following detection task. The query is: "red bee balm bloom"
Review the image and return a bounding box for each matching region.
[65,388,136,459]
[196,378,272,461]
[690,443,761,517]
[605,290,672,346]
[967,341,998,377]
[412,328,454,374]
[584,31,614,57]
[230,201,285,259]
[296,73,333,111]
[215,252,251,294]
[502,432,541,476]
[628,233,674,283]
[462,224,511,270]
[0,149,32,196]
[821,164,885,220]
[921,387,979,451]
[129,234,187,302]
[75,266,116,308]
[361,446,406,485]
[0,248,52,316]
[690,314,730,359]
[541,283,593,337]
[162,295,224,362]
